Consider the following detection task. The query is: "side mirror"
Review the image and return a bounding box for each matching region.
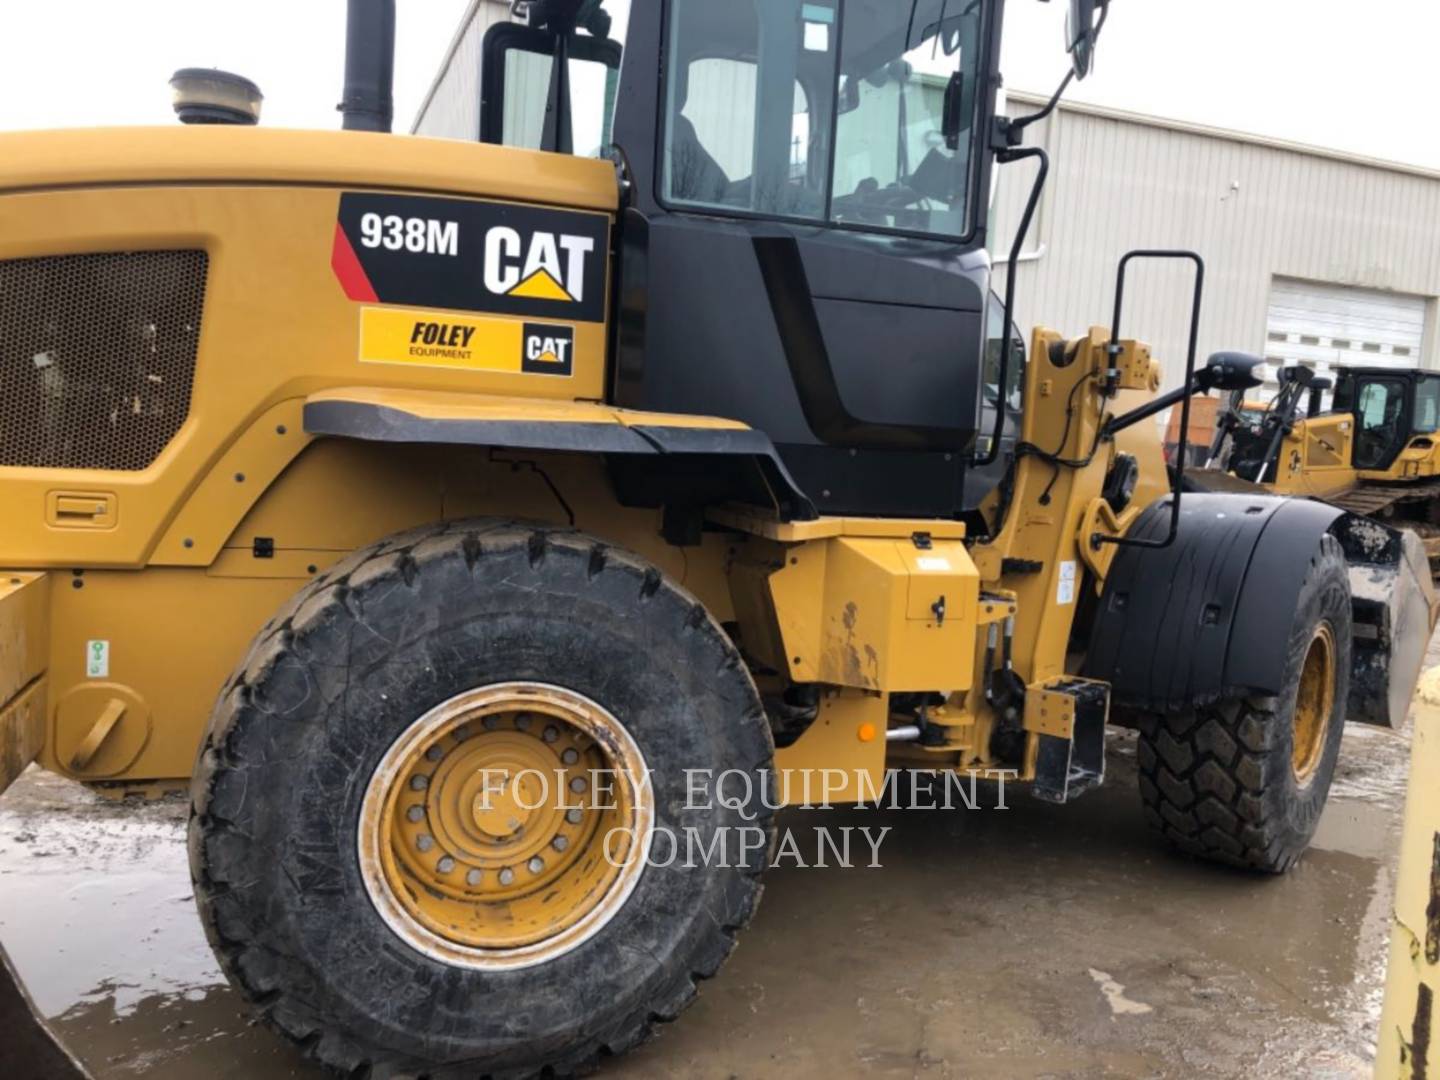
[1199,351,1265,393]
[1066,0,1099,80]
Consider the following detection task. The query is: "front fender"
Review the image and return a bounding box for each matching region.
[1084,493,1434,727]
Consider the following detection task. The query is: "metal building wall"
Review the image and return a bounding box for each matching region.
[412,0,514,140]
[991,93,1440,392]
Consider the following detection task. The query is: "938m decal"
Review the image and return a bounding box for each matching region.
[332,192,609,324]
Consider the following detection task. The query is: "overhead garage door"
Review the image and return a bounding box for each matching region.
[1263,278,1427,398]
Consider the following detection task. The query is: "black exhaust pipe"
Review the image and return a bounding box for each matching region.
[340,0,396,132]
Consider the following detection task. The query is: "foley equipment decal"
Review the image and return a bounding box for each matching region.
[332,192,609,324]
[359,308,575,377]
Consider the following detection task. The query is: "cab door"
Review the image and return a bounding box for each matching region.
[1349,375,1411,471]
[611,0,1004,518]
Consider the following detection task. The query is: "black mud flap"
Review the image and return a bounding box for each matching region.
[1085,493,1435,727]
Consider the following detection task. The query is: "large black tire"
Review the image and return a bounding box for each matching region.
[1135,534,1351,873]
[188,521,775,1078]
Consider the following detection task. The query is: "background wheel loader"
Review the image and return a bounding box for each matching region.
[1198,362,1440,577]
[0,0,1434,1076]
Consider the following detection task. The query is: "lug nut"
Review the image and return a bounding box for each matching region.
[498,867,515,886]
[515,714,532,731]
[406,805,424,823]
[552,836,569,852]
[570,777,587,794]
[410,774,429,791]
[542,725,559,743]
[416,834,434,852]
[466,868,483,887]
[437,855,456,873]
[528,857,545,874]
[561,748,579,765]
[425,745,443,762]
[566,808,583,824]
[482,715,500,731]
[453,724,471,741]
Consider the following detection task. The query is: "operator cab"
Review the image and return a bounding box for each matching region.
[476,0,1008,520]
[1332,367,1440,471]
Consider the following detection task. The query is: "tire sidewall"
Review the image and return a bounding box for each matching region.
[211,530,773,1070]
[1254,536,1352,855]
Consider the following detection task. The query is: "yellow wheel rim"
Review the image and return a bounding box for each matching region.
[1291,624,1336,786]
[358,683,653,970]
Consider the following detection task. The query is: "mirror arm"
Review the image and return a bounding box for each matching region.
[1103,380,1201,438]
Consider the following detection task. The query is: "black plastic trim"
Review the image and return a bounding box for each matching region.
[302,400,817,519]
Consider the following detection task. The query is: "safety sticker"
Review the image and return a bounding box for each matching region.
[1056,560,1077,606]
[86,639,109,679]
[358,308,574,377]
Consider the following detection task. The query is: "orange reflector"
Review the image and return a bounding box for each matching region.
[857,723,877,743]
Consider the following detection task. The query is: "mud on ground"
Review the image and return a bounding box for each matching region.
[0,657,1427,1078]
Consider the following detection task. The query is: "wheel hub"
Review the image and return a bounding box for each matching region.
[1292,623,1336,786]
[358,683,653,970]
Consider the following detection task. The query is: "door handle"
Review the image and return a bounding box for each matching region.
[46,491,117,529]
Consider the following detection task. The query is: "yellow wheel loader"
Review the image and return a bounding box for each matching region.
[1201,363,1440,574]
[0,1,1433,1076]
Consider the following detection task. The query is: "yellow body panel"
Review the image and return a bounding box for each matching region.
[1268,414,1359,497]
[1366,435,1440,483]
[0,182,613,569]
[1377,667,1440,1078]
[764,534,980,692]
[28,444,744,784]
[0,127,618,212]
[0,573,50,794]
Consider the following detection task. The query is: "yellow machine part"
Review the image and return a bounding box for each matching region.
[725,516,981,805]
[1377,667,1440,1080]
[24,444,742,786]
[0,128,617,572]
[0,573,49,796]
[1267,414,1359,498]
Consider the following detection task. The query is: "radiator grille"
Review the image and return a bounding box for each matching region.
[0,250,208,470]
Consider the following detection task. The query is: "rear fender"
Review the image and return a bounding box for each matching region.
[304,388,817,521]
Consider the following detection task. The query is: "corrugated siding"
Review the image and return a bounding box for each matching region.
[413,1,512,140]
[991,99,1440,390]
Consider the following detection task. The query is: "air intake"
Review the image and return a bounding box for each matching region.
[0,250,208,471]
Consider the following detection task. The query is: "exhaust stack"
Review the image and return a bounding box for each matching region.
[340,0,396,132]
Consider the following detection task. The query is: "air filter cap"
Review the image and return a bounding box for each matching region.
[170,68,263,125]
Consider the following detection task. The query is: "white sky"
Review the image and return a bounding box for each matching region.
[1,1,1438,170]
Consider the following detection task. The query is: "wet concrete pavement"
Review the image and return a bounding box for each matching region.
[0,664,1427,1077]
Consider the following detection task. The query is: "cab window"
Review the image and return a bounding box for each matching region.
[661,0,985,238]
[1414,376,1440,434]
[831,3,981,235]
[662,1,833,219]
[1354,377,1407,469]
